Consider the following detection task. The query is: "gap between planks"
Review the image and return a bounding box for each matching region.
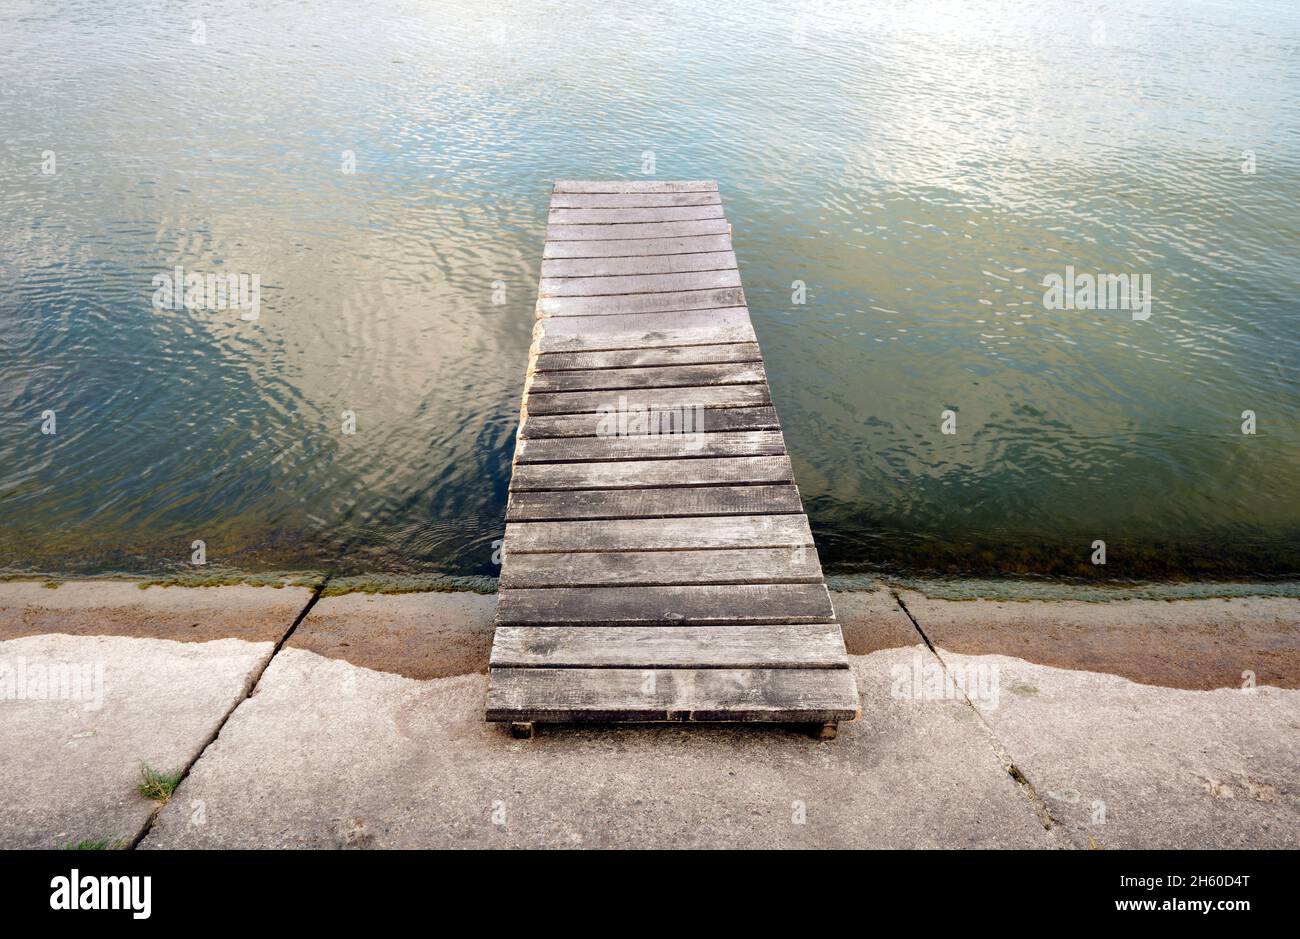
[508,455,797,491]
[502,514,814,553]
[532,342,763,372]
[505,484,805,522]
[527,361,766,393]
[520,405,780,440]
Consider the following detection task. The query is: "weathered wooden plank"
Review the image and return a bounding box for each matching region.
[542,234,733,259]
[534,342,760,372]
[490,624,848,669]
[523,383,770,416]
[534,308,755,353]
[516,431,785,464]
[528,361,765,393]
[499,546,822,588]
[549,191,722,209]
[536,307,752,339]
[537,288,745,318]
[539,269,742,298]
[535,323,757,353]
[486,666,859,722]
[538,287,745,317]
[521,405,779,439]
[540,251,737,279]
[503,514,813,553]
[553,180,718,194]
[548,205,726,225]
[495,584,835,626]
[505,484,803,521]
[549,219,730,242]
[509,455,794,491]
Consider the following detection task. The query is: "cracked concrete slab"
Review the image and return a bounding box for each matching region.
[833,587,921,654]
[935,649,1300,849]
[0,633,275,849]
[141,645,1055,849]
[6,581,1295,850]
[896,591,1300,690]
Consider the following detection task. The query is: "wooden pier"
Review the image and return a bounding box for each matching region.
[485,180,860,736]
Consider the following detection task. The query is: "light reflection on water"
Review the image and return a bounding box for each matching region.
[1,0,1298,581]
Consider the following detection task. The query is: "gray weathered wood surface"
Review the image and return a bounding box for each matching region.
[495,584,835,626]
[534,341,760,371]
[540,269,741,297]
[524,383,771,416]
[499,547,823,588]
[505,484,803,521]
[491,624,848,669]
[516,430,786,463]
[521,405,779,439]
[534,307,756,352]
[486,181,860,727]
[527,361,765,393]
[540,250,736,278]
[503,514,814,553]
[548,191,722,209]
[537,286,745,316]
[509,454,796,491]
[486,667,860,723]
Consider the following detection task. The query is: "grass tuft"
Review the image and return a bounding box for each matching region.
[137,763,184,803]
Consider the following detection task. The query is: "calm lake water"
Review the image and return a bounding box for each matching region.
[2,0,1298,583]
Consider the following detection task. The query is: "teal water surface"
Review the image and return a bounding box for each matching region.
[1,0,1298,582]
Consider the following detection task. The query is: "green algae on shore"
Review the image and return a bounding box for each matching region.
[830,574,1300,603]
[9,570,1300,604]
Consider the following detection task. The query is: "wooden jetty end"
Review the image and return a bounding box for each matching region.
[485,180,861,736]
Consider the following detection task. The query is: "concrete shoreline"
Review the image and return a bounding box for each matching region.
[1,580,1296,849]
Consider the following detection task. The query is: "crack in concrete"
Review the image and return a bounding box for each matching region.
[124,580,1074,849]
[889,587,1075,848]
[126,576,331,849]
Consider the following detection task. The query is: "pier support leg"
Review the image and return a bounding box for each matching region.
[509,722,535,740]
[815,721,838,741]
